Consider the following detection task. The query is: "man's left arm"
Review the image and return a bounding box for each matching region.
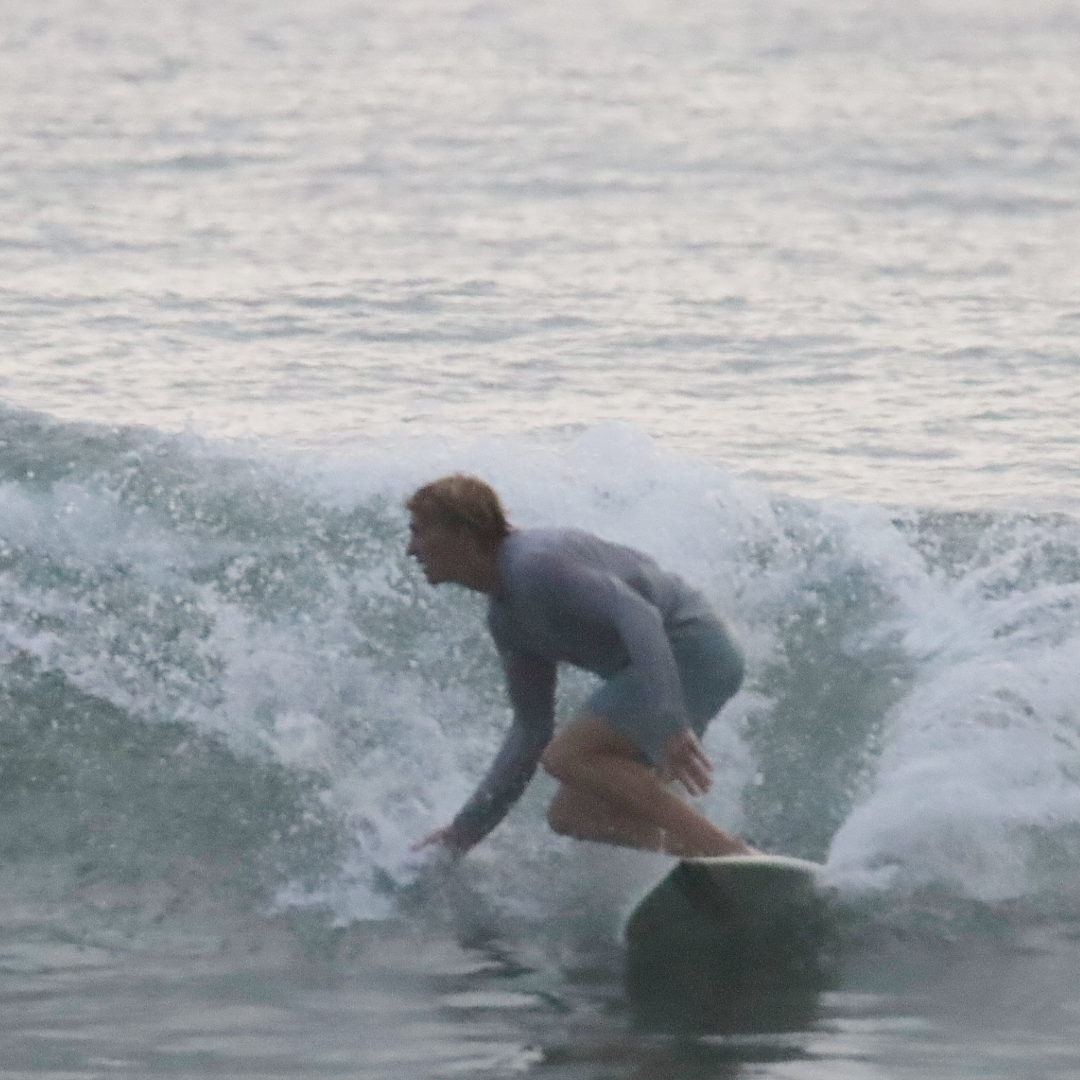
[431,651,557,854]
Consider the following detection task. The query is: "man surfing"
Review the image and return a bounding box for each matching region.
[407,474,758,860]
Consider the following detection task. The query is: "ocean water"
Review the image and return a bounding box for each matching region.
[3,0,1080,1076]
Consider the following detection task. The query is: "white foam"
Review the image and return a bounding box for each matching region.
[4,421,1080,919]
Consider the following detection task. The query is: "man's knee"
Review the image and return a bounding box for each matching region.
[546,790,575,837]
[546,785,603,840]
[540,738,574,782]
[542,714,618,782]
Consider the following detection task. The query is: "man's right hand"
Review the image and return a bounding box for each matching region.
[660,728,713,797]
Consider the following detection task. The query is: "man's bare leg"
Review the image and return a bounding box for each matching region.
[541,714,756,858]
[547,783,665,852]
[548,784,749,857]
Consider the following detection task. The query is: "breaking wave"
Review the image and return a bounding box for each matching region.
[3,403,1080,946]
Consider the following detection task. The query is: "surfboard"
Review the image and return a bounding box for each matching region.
[676,853,824,910]
[623,854,836,1034]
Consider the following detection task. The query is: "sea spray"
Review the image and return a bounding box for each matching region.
[3,405,1080,941]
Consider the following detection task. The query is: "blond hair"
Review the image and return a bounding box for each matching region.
[406,474,511,541]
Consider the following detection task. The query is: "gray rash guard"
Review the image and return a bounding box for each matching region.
[452,528,719,847]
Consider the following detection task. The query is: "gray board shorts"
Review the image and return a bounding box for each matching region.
[584,616,745,768]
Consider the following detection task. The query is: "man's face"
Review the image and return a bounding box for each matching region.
[407,511,470,585]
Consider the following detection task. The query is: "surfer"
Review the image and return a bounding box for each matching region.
[407,474,758,860]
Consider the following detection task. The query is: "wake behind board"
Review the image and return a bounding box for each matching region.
[624,855,836,1034]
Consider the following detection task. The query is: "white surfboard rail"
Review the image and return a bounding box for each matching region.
[682,853,824,875]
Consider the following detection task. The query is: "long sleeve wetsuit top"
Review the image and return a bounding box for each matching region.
[451,528,718,847]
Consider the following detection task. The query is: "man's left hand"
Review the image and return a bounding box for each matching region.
[411,822,471,858]
[660,728,713,797]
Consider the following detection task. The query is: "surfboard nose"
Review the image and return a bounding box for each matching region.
[624,857,838,1034]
